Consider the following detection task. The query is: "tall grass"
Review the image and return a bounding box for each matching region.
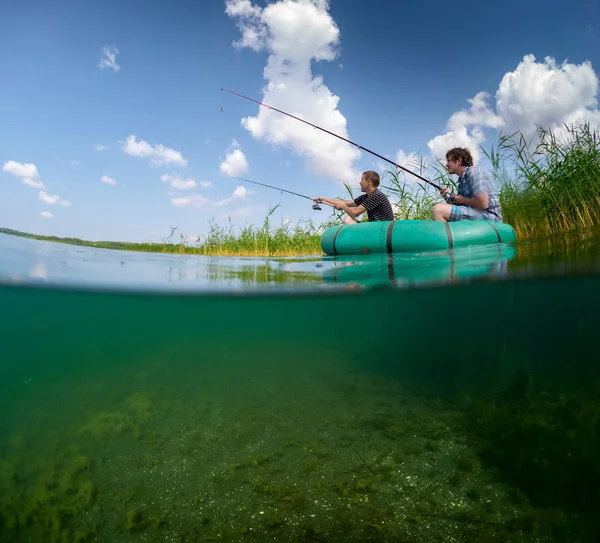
[144,205,323,256]
[381,151,456,220]
[488,123,600,238]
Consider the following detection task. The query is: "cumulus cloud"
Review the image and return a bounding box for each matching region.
[69,160,80,166]
[39,191,71,206]
[2,160,45,189]
[428,92,503,163]
[219,148,249,177]
[225,0,361,184]
[166,182,251,211]
[94,144,108,151]
[171,194,209,208]
[41,211,53,219]
[99,46,120,72]
[427,55,600,164]
[101,175,117,185]
[495,54,600,139]
[160,174,197,190]
[213,186,249,206]
[122,135,187,166]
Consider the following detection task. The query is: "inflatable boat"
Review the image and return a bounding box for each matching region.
[320,219,516,256]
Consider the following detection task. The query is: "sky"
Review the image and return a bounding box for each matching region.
[1,0,599,243]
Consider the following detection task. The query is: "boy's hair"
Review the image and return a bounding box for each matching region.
[362,170,380,188]
[446,148,474,167]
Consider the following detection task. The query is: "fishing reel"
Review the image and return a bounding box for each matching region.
[442,192,456,204]
[312,202,322,210]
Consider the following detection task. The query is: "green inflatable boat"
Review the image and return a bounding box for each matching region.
[320,219,516,256]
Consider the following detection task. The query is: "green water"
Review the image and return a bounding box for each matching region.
[2,231,600,542]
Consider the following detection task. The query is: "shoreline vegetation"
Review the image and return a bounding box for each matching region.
[3,123,599,257]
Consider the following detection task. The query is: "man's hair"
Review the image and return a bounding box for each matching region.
[362,170,380,188]
[445,148,474,167]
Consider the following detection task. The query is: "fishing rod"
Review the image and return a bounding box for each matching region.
[230,176,328,210]
[221,87,455,202]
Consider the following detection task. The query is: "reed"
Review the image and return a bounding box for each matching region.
[489,123,600,238]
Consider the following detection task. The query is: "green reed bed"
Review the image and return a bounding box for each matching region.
[148,206,324,257]
[490,123,600,238]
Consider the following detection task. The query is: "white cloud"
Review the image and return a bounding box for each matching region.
[94,144,108,151]
[213,185,249,206]
[225,0,361,184]
[427,54,600,165]
[3,160,46,189]
[219,148,249,177]
[495,54,599,139]
[171,194,209,208]
[69,160,80,166]
[22,177,45,189]
[41,211,53,219]
[101,175,117,185]
[198,180,213,188]
[39,191,71,206]
[160,174,197,190]
[427,92,503,163]
[99,46,120,72]
[122,135,187,166]
[3,160,39,179]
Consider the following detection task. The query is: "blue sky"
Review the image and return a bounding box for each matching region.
[1,0,599,242]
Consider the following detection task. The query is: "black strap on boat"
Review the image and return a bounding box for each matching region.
[445,222,454,250]
[386,220,396,253]
[488,221,502,242]
[331,225,345,256]
[387,255,395,282]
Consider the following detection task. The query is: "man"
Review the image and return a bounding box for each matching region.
[432,148,503,222]
[315,170,394,224]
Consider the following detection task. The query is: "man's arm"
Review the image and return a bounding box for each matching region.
[316,197,357,207]
[453,192,488,210]
[335,202,366,218]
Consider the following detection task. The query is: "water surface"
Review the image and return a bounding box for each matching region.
[1,230,600,542]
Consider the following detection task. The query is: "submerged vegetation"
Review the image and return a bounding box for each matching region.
[1,123,599,256]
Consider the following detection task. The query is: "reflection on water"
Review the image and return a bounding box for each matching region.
[323,243,515,288]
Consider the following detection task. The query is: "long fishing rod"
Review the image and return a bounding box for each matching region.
[221,87,453,201]
[230,176,327,210]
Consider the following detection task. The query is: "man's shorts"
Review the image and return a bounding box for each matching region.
[448,205,485,222]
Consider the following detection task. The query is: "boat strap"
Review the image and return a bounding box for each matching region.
[445,223,454,249]
[332,225,344,255]
[488,221,502,242]
[386,221,396,253]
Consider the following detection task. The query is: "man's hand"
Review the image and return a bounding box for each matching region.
[440,187,455,203]
[453,194,465,205]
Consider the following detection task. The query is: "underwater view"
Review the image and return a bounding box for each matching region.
[2,229,600,543]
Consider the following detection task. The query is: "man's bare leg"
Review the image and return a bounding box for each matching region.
[432,203,452,222]
[343,215,358,225]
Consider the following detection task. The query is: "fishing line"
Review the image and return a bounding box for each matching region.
[221,87,453,200]
[229,176,327,210]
